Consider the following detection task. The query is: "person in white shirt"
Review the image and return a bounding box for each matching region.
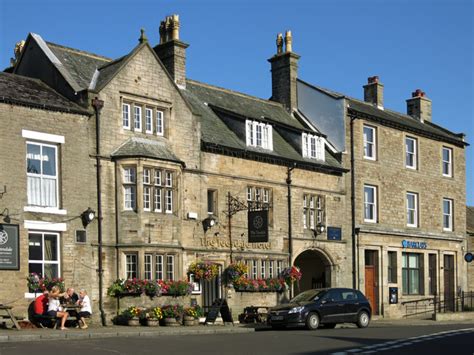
[76,289,92,329]
[47,285,69,330]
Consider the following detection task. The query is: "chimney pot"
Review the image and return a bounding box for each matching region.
[285,30,292,53]
[412,89,425,98]
[276,33,283,54]
[368,76,379,84]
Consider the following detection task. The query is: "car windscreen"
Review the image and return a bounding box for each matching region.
[290,289,325,303]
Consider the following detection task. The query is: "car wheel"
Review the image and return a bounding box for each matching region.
[356,311,370,328]
[323,323,337,329]
[305,312,320,330]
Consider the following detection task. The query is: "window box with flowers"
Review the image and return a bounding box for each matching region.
[233,277,286,293]
[27,273,65,294]
[159,280,193,297]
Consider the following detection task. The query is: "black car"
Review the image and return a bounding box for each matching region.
[268,288,371,330]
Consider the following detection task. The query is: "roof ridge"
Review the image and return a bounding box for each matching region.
[46,41,112,62]
[187,79,285,109]
[98,55,127,70]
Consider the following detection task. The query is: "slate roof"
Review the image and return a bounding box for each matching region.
[0,72,89,115]
[467,206,474,234]
[183,80,344,172]
[297,79,467,147]
[111,137,183,164]
[46,41,111,91]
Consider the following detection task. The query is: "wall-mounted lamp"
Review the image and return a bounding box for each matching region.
[202,215,216,233]
[312,223,326,237]
[81,207,96,228]
[0,208,10,223]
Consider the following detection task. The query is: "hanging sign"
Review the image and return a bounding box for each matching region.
[0,224,20,270]
[248,210,268,243]
[327,227,342,241]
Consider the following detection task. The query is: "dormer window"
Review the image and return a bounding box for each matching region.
[302,133,325,160]
[246,120,273,150]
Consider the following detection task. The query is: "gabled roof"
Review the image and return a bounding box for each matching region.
[297,79,467,147]
[0,72,89,115]
[183,80,344,173]
[46,41,111,91]
[111,137,183,165]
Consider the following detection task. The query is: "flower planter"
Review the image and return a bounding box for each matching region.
[183,315,195,326]
[163,317,180,327]
[127,318,140,326]
[146,319,160,327]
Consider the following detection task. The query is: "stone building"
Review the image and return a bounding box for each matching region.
[293,70,468,317]
[467,206,474,291]
[0,17,351,322]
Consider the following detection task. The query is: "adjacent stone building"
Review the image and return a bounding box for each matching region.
[467,206,474,291]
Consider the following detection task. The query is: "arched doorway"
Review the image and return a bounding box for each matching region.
[294,249,332,295]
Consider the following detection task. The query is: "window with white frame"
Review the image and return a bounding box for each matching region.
[122,103,130,129]
[247,186,271,210]
[26,142,58,208]
[268,260,274,278]
[302,133,325,160]
[406,192,418,227]
[125,253,138,279]
[245,120,273,150]
[165,171,173,213]
[303,194,325,230]
[443,198,453,231]
[166,255,175,280]
[143,168,151,211]
[277,260,283,277]
[144,254,153,280]
[123,167,136,210]
[364,185,377,223]
[155,255,164,280]
[251,260,258,279]
[156,110,164,136]
[405,137,417,169]
[145,108,153,134]
[363,125,376,160]
[442,147,453,177]
[134,105,142,131]
[28,232,60,280]
[260,260,266,279]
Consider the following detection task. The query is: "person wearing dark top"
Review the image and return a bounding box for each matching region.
[61,288,79,304]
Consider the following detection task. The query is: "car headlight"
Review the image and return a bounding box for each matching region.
[288,306,305,314]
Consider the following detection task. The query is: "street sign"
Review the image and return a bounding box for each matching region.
[464,252,473,263]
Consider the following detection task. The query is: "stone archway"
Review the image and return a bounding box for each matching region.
[294,249,332,295]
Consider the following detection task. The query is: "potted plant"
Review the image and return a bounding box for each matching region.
[183,307,197,326]
[122,306,142,326]
[143,280,161,298]
[188,261,220,281]
[145,306,162,326]
[161,304,183,326]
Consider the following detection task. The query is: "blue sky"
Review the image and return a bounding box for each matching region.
[1,0,472,204]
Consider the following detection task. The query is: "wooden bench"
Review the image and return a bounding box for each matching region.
[0,305,21,330]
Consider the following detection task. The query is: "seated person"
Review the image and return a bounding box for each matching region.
[61,287,79,304]
[77,289,92,329]
[47,286,68,330]
[33,290,49,316]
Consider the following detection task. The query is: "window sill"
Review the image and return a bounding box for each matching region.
[25,292,41,299]
[24,206,67,215]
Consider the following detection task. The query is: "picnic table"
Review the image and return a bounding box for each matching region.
[0,305,21,330]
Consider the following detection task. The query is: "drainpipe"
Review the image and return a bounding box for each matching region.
[92,97,106,326]
[350,115,358,290]
[114,161,119,279]
[286,165,295,299]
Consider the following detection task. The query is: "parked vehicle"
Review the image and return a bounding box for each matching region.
[268,288,371,330]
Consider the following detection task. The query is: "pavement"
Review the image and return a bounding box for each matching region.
[1,318,473,343]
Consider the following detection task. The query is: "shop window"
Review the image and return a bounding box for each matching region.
[260,260,266,279]
[402,253,423,295]
[251,260,258,279]
[28,232,60,280]
[277,260,283,277]
[428,254,437,295]
[125,253,138,279]
[303,194,325,230]
[387,251,397,283]
[268,260,274,278]
[26,142,59,208]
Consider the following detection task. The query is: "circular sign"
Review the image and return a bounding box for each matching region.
[253,215,264,229]
[0,230,8,245]
[464,252,473,263]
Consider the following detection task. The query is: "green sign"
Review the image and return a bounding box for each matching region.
[0,224,20,270]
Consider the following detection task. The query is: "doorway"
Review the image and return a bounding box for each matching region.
[364,250,379,315]
[202,265,222,309]
[294,249,332,295]
[443,255,455,311]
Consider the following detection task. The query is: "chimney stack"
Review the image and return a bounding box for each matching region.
[363,76,384,109]
[268,30,300,112]
[406,89,432,122]
[154,14,189,88]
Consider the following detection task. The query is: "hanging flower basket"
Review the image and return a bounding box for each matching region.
[187,261,219,281]
[281,266,302,286]
[223,262,248,284]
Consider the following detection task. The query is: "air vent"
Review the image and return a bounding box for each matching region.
[76,230,86,243]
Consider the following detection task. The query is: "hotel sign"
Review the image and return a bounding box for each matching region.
[401,240,427,249]
[0,224,20,270]
[248,210,268,243]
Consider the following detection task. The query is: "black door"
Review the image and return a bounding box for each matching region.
[319,290,344,323]
[203,266,222,310]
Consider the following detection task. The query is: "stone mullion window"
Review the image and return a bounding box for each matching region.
[134,105,142,131]
[123,166,137,211]
[145,108,153,134]
[303,194,325,230]
[143,168,151,211]
[144,254,153,280]
[122,103,130,130]
[125,253,138,279]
